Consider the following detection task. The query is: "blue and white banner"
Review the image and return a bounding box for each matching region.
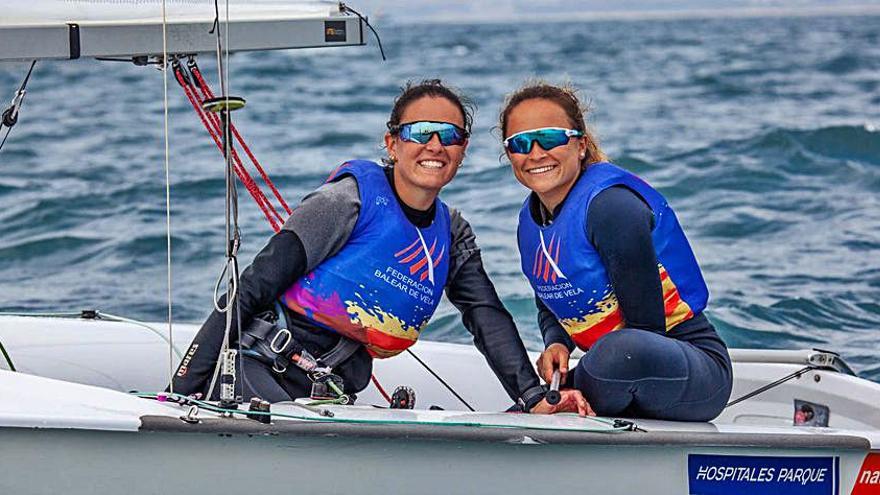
[688,454,838,495]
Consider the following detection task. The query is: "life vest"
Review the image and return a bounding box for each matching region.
[517,162,708,351]
[280,160,451,358]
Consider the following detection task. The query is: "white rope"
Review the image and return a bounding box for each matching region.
[160,0,176,394]
[0,311,182,360]
[539,231,566,280]
[212,256,239,312]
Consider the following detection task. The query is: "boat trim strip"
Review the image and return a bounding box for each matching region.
[139,415,871,449]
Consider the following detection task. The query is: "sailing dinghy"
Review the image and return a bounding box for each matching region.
[2,315,880,494]
[1,2,880,494]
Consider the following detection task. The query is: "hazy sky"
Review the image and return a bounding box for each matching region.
[353,0,880,23]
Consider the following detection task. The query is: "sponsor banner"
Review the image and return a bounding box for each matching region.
[852,452,880,495]
[688,454,838,495]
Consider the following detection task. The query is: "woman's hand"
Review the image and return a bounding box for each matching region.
[529,389,595,417]
[536,343,571,384]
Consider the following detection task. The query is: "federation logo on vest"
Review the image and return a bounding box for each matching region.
[532,231,567,283]
[395,231,445,285]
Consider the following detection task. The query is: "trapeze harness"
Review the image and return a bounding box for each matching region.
[517,162,709,350]
[239,161,451,396]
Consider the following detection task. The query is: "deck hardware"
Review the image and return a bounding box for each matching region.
[612,419,637,431]
[180,405,200,424]
[390,386,416,409]
[247,398,272,424]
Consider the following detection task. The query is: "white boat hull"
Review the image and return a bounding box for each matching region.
[2,315,880,494]
[2,426,872,494]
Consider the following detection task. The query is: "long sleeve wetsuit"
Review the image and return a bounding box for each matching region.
[172,169,545,409]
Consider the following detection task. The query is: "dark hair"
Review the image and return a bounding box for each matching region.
[387,79,475,134]
[499,82,606,165]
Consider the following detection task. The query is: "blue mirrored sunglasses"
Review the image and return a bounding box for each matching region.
[503,127,583,154]
[391,121,469,146]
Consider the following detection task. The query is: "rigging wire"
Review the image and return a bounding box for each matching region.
[0,310,183,360]
[96,312,184,360]
[406,349,475,412]
[0,340,16,371]
[223,0,249,408]
[0,60,37,154]
[725,365,816,409]
[160,0,176,395]
[340,4,387,61]
[0,311,82,318]
[205,0,245,404]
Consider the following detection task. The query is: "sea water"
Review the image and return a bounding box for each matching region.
[0,13,878,379]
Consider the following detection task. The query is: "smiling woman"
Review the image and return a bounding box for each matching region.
[500,82,733,421]
[170,79,589,415]
[384,97,469,209]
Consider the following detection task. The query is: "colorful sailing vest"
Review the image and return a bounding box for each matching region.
[517,162,709,351]
[280,160,451,358]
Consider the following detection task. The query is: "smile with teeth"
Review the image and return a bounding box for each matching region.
[526,163,558,175]
[418,160,446,169]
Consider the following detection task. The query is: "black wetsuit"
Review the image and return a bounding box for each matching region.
[172,167,546,410]
[532,185,732,421]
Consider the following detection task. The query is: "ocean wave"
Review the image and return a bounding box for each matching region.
[0,234,105,262]
[666,125,880,194]
[818,53,876,74]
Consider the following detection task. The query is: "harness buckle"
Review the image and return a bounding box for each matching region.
[271,358,288,374]
[270,328,292,354]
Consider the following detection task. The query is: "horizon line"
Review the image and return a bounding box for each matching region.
[380,4,880,25]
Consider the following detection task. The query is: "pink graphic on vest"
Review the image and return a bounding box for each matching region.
[395,236,445,284]
[533,232,565,283]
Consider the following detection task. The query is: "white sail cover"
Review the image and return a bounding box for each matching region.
[0,0,364,61]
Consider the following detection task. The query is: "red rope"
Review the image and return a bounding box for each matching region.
[184,74,285,228]
[194,96,284,231]
[174,67,282,231]
[183,78,283,228]
[371,374,393,404]
[190,65,292,215]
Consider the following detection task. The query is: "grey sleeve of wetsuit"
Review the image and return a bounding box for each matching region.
[282,176,360,272]
[445,209,546,410]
